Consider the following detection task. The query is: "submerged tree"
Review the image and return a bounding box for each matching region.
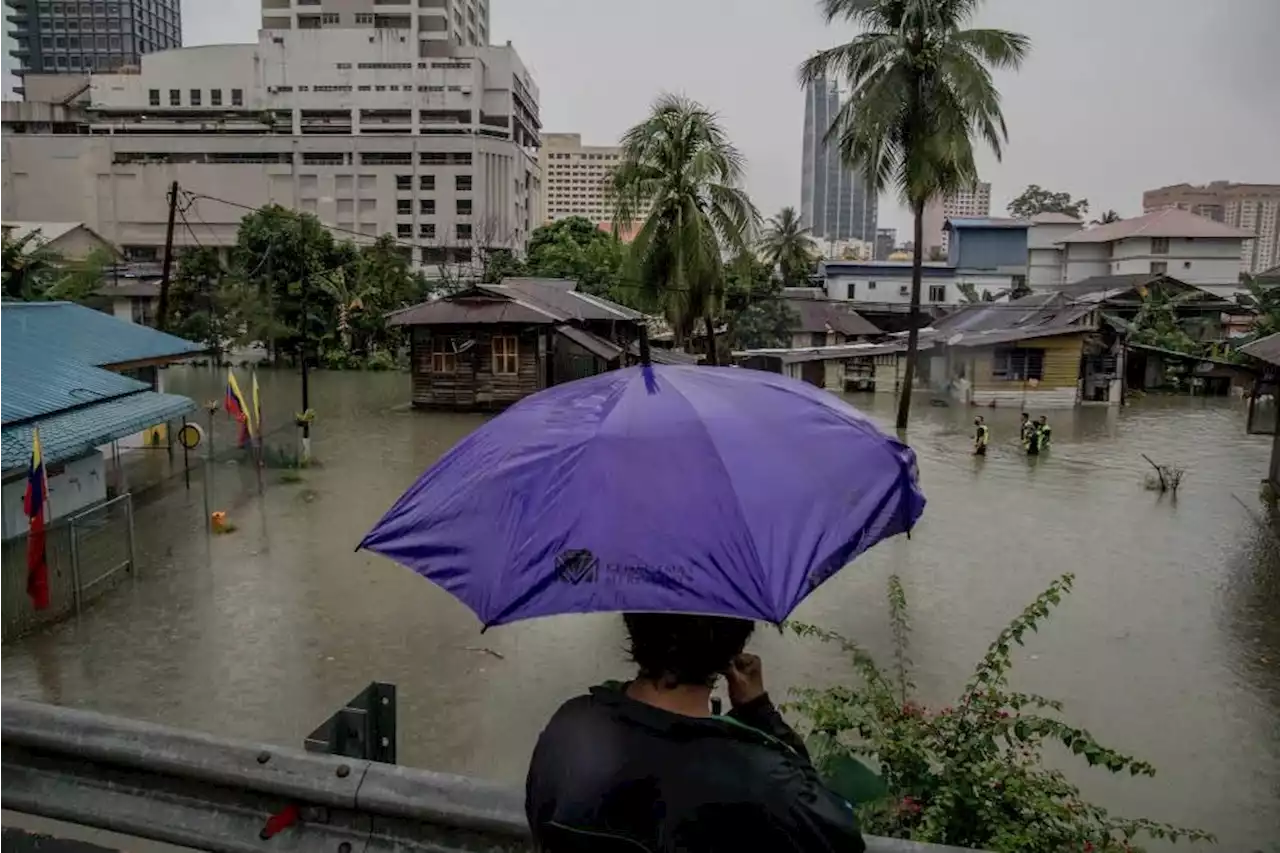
[801,0,1029,428]
[612,93,758,362]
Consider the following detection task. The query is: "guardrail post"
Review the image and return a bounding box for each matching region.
[124,493,137,579]
[67,519,82,617]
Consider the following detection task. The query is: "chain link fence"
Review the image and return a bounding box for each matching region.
[2,494,136,641]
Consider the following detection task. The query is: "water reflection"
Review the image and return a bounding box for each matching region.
[2,367,1278,849]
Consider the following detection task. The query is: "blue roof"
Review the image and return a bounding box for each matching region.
[2,343,151,425]
[945,217,1031,230]
[2,392,196,470]
[2,302,204,367]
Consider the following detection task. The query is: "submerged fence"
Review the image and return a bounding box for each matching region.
[2,699,977,853]
[1,494,136,642]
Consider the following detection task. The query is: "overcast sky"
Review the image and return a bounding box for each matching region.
[10,0,1280,236]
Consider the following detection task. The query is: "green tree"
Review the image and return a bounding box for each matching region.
[170,247,246,355]
[802,0,1029,428]
[1091,209,1122,225]
[2,229,63,300]
[482,248,527,283]
[956,281,996,303]
[41,246,114,304]
[1007,184,1089,220]
[1238,274,1280,340]
[723,254,799,351]
[1106,289,1200,354]
[523,216,626,299]
[758,207,818,288]
[612,94,759,363]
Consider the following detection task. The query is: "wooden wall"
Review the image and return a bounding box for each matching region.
[966,333,1083,409]
[409,326,545,411]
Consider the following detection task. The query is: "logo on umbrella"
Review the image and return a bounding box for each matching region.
[555,549,599,584]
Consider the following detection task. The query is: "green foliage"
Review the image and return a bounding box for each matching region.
[1007,185,1089,220]
[1236,275,1280,340]
[612,94,759,353]
[523,217,628,300]
[1093,210,1122,225]
[758,207,818,288]
[801,0,1029,427]
[2,229,62,300]
[956,282,996,304]
[722,254,799,350]
[1108,289,1201,355]
[171,247,248,355]
[787,575,1213,852]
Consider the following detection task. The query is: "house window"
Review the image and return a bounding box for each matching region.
[396,199,411,215]
[321,12,340,23]
[455,174,472,191]
[419,223,434,239]
[928,284,947,302]
[396,223,411,237]
[492,335,518,375]
[355,12,372,23]
[1151,237,1169,255]
[148,88,159,105]
[396,174,411,190]
[169,88,180,105]
[130,296,154,326]
[1150,261,1168,275]
[210,88,222,106]
[420,198,434,215]
[419,174,434,191]
[456,223,472,241]
[456,198,472,215]
[231,88,243,106]
[431,337,457,373]
[867,281,877,290]
[189,88,201,106]
[991,347,1045,381]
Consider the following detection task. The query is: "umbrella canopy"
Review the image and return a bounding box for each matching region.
[359,365,924,627]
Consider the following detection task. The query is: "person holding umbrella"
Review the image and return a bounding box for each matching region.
[359,341,923,853]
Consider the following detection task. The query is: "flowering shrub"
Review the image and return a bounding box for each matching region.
[786,574,1214,852]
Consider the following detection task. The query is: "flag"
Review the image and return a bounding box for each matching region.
[23,428,50,611]
[225,370,254,448]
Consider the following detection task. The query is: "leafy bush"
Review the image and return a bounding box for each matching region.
[787,574,1213,852]
[364,348,397,371]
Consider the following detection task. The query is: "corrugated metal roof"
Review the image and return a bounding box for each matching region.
[946,217,1031,230]
[388,294,559,326]
[783,297,881,336]
[2,302,204,366]
[556,325,624,361]
[1239,333,1280,366]
[2,391,196,470]
[1,340,149,425]
[484,279,644,322]
[1058,208,1253,243]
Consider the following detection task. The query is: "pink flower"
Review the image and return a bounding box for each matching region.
[898,796,922,814]
[998,711,1010,718]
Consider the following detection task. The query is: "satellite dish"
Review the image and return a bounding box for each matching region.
[453,338,475,354]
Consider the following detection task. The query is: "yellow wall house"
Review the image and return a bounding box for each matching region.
[947,330,1086,409]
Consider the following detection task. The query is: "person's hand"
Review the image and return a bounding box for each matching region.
[724,653,766,708]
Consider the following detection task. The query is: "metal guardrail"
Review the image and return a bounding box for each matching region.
[2,699,978,853]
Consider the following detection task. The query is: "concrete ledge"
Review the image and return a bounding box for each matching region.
[2,699,976,853]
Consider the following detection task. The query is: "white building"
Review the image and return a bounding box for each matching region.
[259,0,489,52]
[1056,208,1251,296]
[819,261,1010,306]
[1,26,540,274]
[1025,212,1084,289]
[921,182,991,256]
[1143,181,1280,275]
[539,132,623,225]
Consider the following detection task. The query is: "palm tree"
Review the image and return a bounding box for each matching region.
[315,267,375,352]
[1092,210,1122,225]
[759,207,818,288]
[801,0,1029,429]
[2,229,63,301]
[612,94,759,363]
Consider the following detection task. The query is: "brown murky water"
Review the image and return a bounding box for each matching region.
[4,367,1278,850]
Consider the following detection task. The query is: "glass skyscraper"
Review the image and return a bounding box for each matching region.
[5,0,181,95]
[800,76,877,246]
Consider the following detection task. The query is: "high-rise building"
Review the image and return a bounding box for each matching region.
[539,133,623,224]
[1143,182,1280,274]
[4,0,181,94]
[921,182,991,257]
[800,76,877,247]
[1,26,541,275]
[259,0,489,52]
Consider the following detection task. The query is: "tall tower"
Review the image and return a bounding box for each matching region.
[260,0,489,52]
[5,0,182,95]
[800,76,877,248]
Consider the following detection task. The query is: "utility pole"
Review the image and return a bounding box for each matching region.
[299,271,311,464]
[156,180,179,331]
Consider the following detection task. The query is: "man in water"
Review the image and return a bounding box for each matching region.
[973,415,990,456]
[1019,412,1034,449]
[526,613,866,852]
[1036,415,1051,449]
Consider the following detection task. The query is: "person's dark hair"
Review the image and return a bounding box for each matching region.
[623,613,755,688]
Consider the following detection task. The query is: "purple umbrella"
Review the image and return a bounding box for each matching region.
[358,364,924,628]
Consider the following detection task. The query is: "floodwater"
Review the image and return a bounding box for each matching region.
[4,367,1279,851]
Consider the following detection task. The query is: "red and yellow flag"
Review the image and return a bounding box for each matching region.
[23,427,49,611]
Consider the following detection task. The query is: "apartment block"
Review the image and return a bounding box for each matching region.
[259,0,488,53]
[4,0,181,93]
[921,182,991,256]
[539,133,623,224]
[800,76,877,247]
[1,28,541,274]
[1144,181,1280,274]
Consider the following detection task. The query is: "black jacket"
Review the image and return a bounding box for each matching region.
[525,682,865,853]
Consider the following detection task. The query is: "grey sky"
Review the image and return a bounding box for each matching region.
[13,0,1280,237]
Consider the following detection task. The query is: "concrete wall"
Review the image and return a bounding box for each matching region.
[46,227,114,261]
[1,452,107,540]
[1107,236,1243,291]
[1063,242,1111,283]
[1028,247,1064,288]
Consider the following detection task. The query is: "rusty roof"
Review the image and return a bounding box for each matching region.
[783,296,881,337]
[389,292,559,326]
[1239,333,1280,366]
